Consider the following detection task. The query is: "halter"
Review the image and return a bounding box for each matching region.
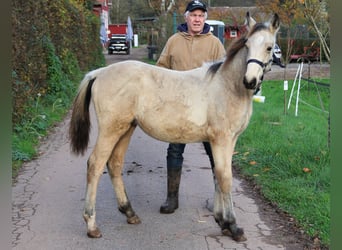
[246,58,273,73]
[246,58,272,94]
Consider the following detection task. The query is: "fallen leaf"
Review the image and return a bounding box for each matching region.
[249,161,257,165]
[303,167,311,173]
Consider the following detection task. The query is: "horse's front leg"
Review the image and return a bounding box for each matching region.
[107,126,141,225]
[211,140,246,242]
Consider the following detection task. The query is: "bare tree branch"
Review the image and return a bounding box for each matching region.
[302,0,330,62]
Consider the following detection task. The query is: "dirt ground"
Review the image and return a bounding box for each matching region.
[264,62,330,81]
[233,166,328,250]
[105,46,330,249]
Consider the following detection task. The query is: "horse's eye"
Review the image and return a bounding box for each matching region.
[267,46,272,52]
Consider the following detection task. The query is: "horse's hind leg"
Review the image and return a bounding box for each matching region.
[106,125,141,224]
[83,131,124,238]
[211,140,246,242]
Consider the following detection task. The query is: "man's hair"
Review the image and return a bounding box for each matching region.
[184,11,208,20]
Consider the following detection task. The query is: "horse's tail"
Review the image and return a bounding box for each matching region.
[69,72,97,155]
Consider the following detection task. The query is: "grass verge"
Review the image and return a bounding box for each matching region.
[12,94,73,177]
[233,78,330,246]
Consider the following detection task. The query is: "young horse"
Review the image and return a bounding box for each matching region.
[69,13,280,242]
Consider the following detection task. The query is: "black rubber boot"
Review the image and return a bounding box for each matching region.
[160,168,182,214]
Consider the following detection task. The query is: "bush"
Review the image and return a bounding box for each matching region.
[12,0,105,175]
[12,0,105,124]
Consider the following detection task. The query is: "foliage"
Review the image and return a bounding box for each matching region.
[147,0,176,16]
[109,0,156,23]
[256,0,307,27]
[255,0,330,64]
[300,0,330,62]
[234,79,330,247]
[12,0,104,125]
[209,0,256,7]
[12,0,105,175]
[12,89,70,176]
[108,0,157,44]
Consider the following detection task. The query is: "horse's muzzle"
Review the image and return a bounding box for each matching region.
[243,76,257,89]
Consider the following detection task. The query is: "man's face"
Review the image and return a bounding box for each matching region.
[185,9,206,36]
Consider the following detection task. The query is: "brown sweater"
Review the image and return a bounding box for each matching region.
[156,30,226,71]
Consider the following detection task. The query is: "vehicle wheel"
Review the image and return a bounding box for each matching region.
[108,50,113,55]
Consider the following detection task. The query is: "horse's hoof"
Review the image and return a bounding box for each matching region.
[87,227,102,238]
[233,233,247,242]
[127,215,141,224]
[222,228,232,236]
[222,227,247,242]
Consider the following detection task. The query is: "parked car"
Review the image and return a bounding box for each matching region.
[108,34,130,55]
[272,43,284,67]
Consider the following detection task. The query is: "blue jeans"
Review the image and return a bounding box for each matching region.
[166,142,215,171]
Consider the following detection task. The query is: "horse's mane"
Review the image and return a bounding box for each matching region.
[206,36,246,77]
[207,61,224,75]
[225,22,268,65]
[207,22,269,77]
[225,36,247,65]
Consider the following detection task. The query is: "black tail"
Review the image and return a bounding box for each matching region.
[69,78,96,155]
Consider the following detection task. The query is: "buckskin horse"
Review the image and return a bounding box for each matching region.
[69,12,280,242]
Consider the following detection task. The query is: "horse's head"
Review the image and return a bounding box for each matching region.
[243,12,280,90]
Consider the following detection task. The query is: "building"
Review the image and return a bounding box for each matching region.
[93,0,112,42]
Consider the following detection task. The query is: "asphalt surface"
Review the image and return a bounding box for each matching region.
[12,117,286,250]
[12,46,328,249]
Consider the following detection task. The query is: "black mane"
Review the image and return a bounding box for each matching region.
[206,22,268,77]
[225,22,268,65]
[207,61,224,75]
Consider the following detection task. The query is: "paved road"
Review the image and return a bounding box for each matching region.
[12,46,316,250]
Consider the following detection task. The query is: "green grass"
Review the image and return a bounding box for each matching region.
[234,78,330,246]
[12,95,73,177]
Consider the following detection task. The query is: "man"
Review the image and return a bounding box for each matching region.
[156,0,226,214]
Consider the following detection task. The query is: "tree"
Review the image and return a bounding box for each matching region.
[256,0,304,66]
[256,0,330,64]
[300,0,330,62]
[147,0,176,16]
[109,0,155,24]
[145,0,177,51]
[110,0,131,23]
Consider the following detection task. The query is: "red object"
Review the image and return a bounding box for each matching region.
[224,25,247,40]
[93,0,109,16]
[108,24,127,39]
[290,46,320,62]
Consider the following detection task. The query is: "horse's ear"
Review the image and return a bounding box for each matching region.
[245,11,256,31]
[270,13,280,34]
